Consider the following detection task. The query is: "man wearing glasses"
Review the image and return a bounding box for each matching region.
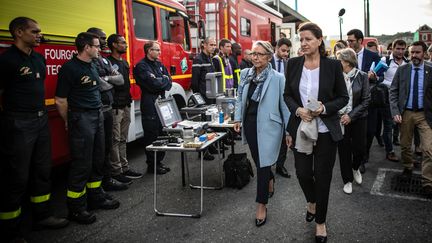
[134,41,172,174]
[56,32,120,225]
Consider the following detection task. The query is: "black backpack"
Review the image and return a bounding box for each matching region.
[223,153,254,189]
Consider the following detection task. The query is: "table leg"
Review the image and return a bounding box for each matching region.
[181,152,185,187]
[189,144,224,190]
[154,150,200,218]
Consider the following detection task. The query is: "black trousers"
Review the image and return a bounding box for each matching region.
[102,109,114,179]
[0,112,52,240]
[293,133,337,224]
[276,135,287,168]
[67,110,105,212]
[142,118,165,166]
[243,115,273,204]
[338,118,367,184]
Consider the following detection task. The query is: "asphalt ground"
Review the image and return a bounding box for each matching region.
[25,138,432,243]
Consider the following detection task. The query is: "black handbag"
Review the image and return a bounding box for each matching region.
[223,153,254,189]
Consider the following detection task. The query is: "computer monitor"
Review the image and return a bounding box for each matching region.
[205,72,223,98]
[154,96,182,127]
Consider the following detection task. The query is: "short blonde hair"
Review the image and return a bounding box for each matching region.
[252,41,274,55]
[336,48,357,68]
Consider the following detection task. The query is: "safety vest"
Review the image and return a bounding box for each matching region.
[214,55,234,91]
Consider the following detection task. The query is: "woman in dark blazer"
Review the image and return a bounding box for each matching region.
[284,22,348,243]
[336,48,370,194]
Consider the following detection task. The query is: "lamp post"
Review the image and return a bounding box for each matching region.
[338,8,345,40]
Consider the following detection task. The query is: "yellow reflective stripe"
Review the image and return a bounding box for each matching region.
[45,98,55,106]
[30,193,51,203]
[0,208,21,220]
[234,69,240,82]
[67,188,86,199]
[225,75,233,78]
[86,180,102,189]
[171,74,192,80]
[217,56,227,91]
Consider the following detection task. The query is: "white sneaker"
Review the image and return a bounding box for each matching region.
[343,182,352,194]
[353,169,363,184]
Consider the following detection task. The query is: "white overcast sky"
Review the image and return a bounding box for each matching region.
[279,0,432,37]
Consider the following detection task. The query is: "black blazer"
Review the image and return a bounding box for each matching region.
[284,56,349,142]
[348,69,370,121]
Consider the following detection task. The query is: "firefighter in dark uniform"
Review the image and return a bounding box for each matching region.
[133,41,172,174]
[87,27,130,191]
[191,36,217,104]
[55,32,120,225]
[0,17,69,242]
[229,42,242,88]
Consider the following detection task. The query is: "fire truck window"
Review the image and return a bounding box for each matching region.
[240,17,251,37]
[132,2,156,40]
[161,10,191,51]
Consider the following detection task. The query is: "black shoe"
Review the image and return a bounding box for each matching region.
[147,165,168,174]
[159,163,171,172]
[315,235,327,243]
[102,178,129,191]
[122,169,144,179]
[9,238,27,243]
[34,216,69,230]
[68,210,96,225]
[112,174,133,184]
[306,210,315,222]
[255,208,267,227]
[88,198,120,210]
[276,166,291,178]
[359,164,366,174]
[402,168,413,177]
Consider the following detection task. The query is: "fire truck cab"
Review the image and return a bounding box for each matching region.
[0,0,197,165]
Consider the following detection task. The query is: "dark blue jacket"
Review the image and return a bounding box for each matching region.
[360,48,381,73]
[133,57,172,119]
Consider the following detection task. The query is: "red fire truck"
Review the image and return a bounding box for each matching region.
[184,0,283,51]
[0,0,199,165]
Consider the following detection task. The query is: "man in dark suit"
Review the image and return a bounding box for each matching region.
[389,41,432,194]
[347,29,381,173]
[271,37,291,178]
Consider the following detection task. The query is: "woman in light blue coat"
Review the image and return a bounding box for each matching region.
[233,41,291,227]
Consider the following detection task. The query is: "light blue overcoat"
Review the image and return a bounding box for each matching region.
[234,67,290,168]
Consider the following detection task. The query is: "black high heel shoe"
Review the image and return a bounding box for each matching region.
[255,208,267,227]
[268,178,275,198]
[306,210,315,222]
[315,235,327,243]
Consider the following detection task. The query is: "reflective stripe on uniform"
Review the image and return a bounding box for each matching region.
[234,68,240,82]
[216,56,227,91]
[192,63,212,68]
[30,193,51,203]
[0,207,21,220]
[67,188,86,199]
[86,180,102,189]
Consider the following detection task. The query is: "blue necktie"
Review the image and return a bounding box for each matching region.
[277,59,282,73]
[413,68,419,110]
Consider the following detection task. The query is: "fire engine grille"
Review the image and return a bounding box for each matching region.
[390,174,432,199]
